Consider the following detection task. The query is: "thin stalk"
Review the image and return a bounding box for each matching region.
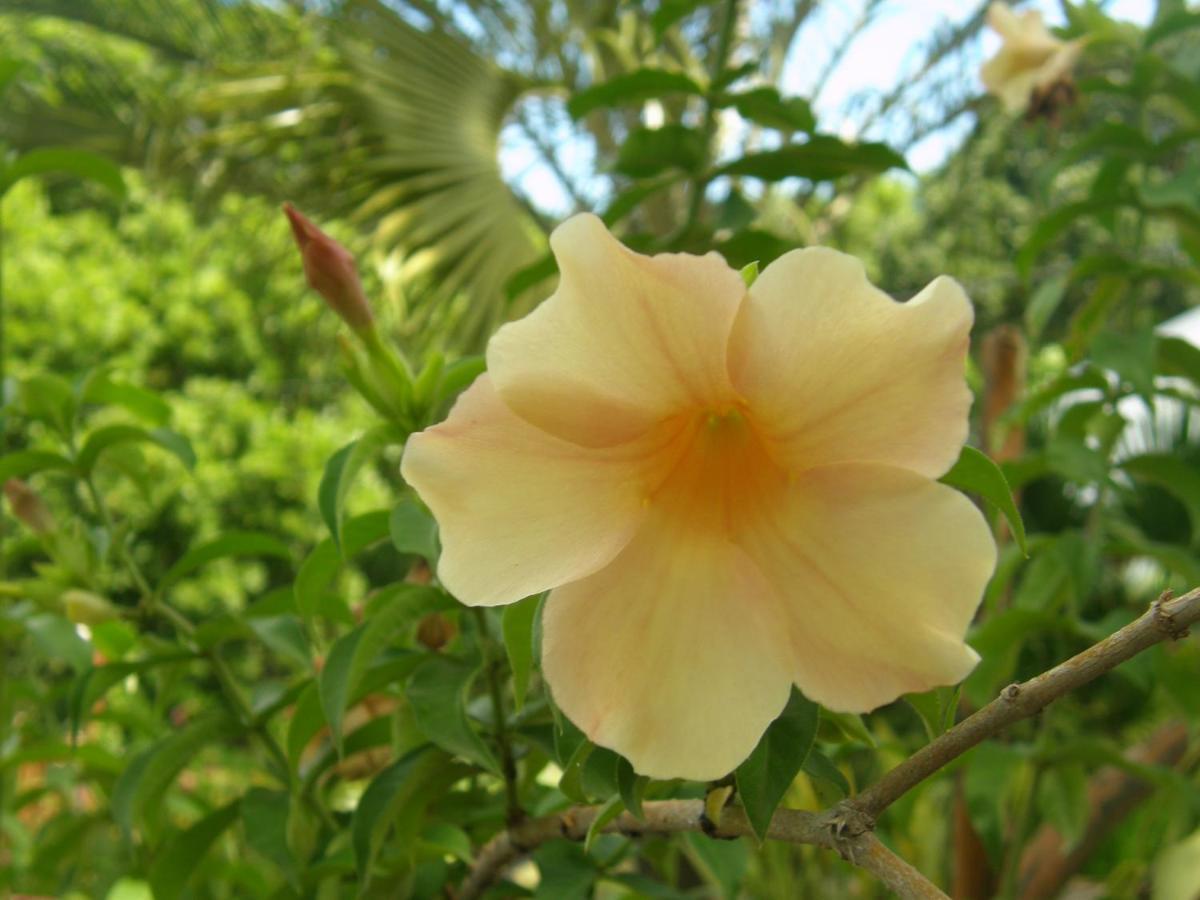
[472,607,522,824]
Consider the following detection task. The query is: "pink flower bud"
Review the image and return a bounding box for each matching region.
[4,478,55,534]
[283,203,375,334]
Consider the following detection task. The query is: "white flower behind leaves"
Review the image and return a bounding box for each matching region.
[401,214,997,781]
[981,3,1083,115]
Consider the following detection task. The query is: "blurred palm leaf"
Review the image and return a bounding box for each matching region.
[1,0,543,352]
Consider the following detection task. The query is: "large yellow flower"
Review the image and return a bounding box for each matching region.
[401,214,997,780]
[981,2,1082,114]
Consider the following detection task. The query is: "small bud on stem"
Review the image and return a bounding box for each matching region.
[4,478,55,534]
[283,203,375,334]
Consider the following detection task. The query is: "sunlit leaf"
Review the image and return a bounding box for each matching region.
[940,446,1028,555]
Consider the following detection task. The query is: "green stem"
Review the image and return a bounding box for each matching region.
[472,607,522,824]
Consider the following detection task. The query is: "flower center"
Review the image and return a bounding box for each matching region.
[644,406,787,538]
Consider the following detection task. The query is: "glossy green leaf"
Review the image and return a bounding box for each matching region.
[160,531,291,592]
[584,795,625,853]
[614,125,707,177]
[294,510,391,622]
[735,689,818,842]
[940,445,1028,556]
[568,68,703,118]
[501,594,540,710]
[286,682,325,772]
[319,584,450,753]
[0,147,126,196]
[616,755,648,821]
[318,426,396,553]
[407,655,499,773]
[801,748,849,797]
[718,136,906,181]
[719,87,814,132]
[389,498,438,562]
[148,800,241,899]
[76,424,195,473]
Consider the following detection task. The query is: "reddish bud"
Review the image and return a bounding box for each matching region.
[4,478,55,534]
[416,612,457,652]
[283,203,375,333]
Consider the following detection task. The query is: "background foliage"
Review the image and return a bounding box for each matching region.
[2,0,1200,898]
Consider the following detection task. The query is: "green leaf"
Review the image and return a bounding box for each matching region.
[161,531,291,592]
[940,446,1028,556]
[69,654,194,741]
[389,498,439,563]
[407,655,500,773]
[0,449,75,482]
[318,426,395,552]
[1036,764,1088,846]
[719,87,814,132]
[682,831,748,896]
[1121,453,1200,540]
[504,253,557,301]
[533,841,597,898]
[584,795,625,853]
[0,147,126,197]
[1024,273,1069,340]
[614,125,707,178]
[294,510,391,623]
[616,756,648,821]
[1157,335,1200,385]
[18,373,76,433]
[569,68,703,118]
[651,0,709,37]
[735,689,818,842]
[148,800,241,900]
[603,174,685,226]
[1091,328,1156,398]
[718,136,906,181]
[801,748,849,797]
[76,424,195,473]
[351,747,462,882]
[1145,9,1200,47]
[501,594,541,711]
[1016,200,1104,279]
[241,788,298,884]
[319,584,450,753]
[0,58,23,95]
[905,685,961,742]
[286,682,325,773]
[436,356,486,405]
[112,713,239,833]
[25,613,92,673]
[78,374,171,427]
[1154,829,1200,900]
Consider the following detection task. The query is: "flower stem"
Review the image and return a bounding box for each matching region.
[472,607,523,824]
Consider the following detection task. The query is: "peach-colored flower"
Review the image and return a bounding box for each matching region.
[981,3,1082,114]
[401,214,997,780]
[284,203,374,333]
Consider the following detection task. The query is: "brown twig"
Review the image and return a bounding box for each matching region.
[851,587,1200,821]
[457,587,1199,898]
[457,800,946,900]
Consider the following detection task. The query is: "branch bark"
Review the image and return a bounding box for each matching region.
[457,800,946,900]
[457,587,1199,899]
[851,588,1200,821]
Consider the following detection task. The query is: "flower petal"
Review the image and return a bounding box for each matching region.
[728,248,973,479]
[488,213,745,447]
[401,375,671,606]
[541,512,793,780]
[741,462,996,712]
